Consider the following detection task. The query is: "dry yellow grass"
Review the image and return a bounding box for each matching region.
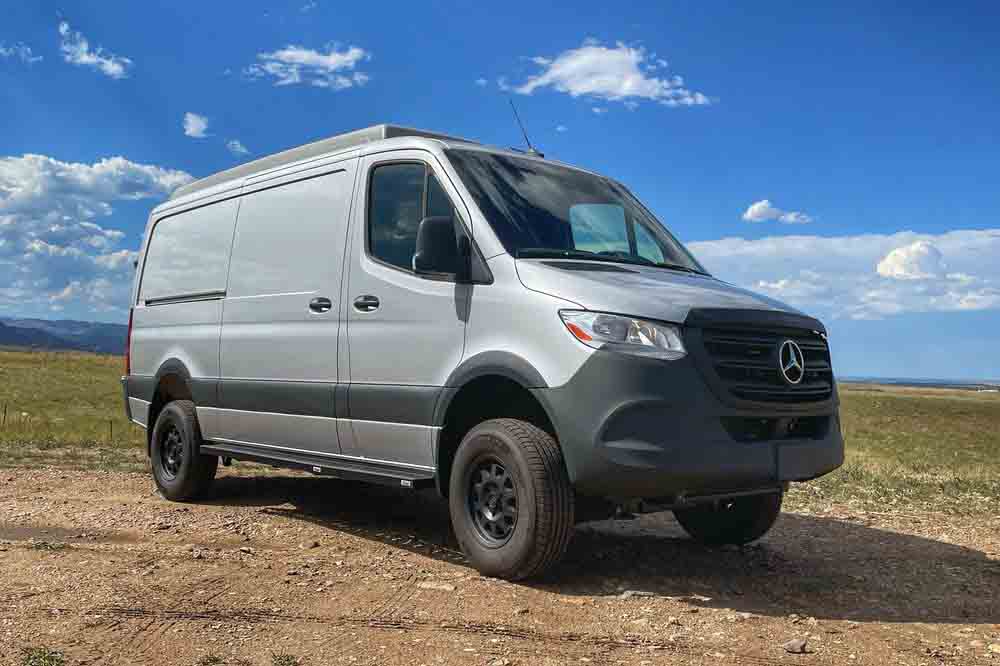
[1,350,998,513]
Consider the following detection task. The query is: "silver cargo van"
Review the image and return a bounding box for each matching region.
[123,125,843,579]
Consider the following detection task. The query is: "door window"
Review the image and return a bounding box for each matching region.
[368,163,456,272]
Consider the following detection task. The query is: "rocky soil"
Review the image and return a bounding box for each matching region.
[1,468,998,665]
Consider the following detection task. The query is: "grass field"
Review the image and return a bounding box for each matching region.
[1,349,998,514]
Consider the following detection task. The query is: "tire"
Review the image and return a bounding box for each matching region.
[150,400,218,501]
[673,492,782,546]
[448,418,574,580]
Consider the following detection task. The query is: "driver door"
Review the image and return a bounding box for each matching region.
[341,151,470,468]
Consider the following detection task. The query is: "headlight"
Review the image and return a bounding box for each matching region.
[559,310,686,360]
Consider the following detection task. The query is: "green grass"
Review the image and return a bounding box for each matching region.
[1,350,998,514]
[786,384,1000,514]
[0,350,146,471]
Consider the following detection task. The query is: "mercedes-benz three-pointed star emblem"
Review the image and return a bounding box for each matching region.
[778,339,806,385]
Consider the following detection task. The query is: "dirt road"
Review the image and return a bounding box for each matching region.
[1,468,998,665]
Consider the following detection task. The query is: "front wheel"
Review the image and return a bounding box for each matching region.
[673,492,782,546]
[150,400,218,501]
[448,419,575,580]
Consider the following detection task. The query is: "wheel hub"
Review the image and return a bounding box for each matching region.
[160,425,184,479]
[468,459,517,544]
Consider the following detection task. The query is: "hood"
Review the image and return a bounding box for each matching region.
[515,259,800,323]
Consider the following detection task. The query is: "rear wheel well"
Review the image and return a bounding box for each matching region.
[146,374,193,454]
[437,375,556,497]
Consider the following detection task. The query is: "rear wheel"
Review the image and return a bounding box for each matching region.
[150,400,217,501]
[449,418,574,580]
[673,492,782,545]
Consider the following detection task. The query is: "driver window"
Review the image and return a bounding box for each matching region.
[368,163,456,271]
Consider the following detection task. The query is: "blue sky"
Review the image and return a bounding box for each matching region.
[2,1,999,379]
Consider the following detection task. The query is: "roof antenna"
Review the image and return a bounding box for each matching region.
[508,97,544,158]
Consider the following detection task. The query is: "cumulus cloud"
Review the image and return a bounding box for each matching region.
[876,240,943,280]
[512,40,711,109]
[0,42,42,64]
[58,21,132,79]
[245,44,370,89]
[226,139,250,156]
[0,153,192,318]
[689,229,1000,320]
[183,112,209,138]
[742,199,813,225]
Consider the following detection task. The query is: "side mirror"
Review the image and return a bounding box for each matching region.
[413,216,460,275]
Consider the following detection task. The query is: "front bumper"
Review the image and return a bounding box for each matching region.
[533,351,844,499]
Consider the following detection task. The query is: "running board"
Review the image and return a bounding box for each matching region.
[200,442,436,490]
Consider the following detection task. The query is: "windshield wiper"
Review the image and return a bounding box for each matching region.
[516,248,610,261]
[653,262,709,276]
[516,248,708,275]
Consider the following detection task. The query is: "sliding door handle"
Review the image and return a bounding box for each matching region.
[309,297,333,313]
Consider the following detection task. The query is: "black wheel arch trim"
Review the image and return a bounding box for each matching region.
[434,351,549,428]
[128,359,218,409]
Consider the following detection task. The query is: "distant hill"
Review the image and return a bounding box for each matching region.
[0,317,127,355]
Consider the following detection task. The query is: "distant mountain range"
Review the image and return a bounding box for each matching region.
[0,317,127,355]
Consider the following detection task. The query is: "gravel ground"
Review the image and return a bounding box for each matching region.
[1,468,998,666]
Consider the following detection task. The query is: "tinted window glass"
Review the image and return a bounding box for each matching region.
[139,198,237,301]
[426,173,454,219]
[634,222,665,263]
[368,163,457,272]
[445,149,704,273]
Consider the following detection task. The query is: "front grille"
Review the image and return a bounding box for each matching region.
[699,327,833,404]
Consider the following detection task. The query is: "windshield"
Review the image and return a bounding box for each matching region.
[445,149,707,274]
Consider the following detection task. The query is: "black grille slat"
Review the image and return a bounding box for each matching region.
[697,325,833,404]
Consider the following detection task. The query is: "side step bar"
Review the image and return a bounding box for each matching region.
[200,442,436,490]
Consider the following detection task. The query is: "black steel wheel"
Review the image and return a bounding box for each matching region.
[673,492,783,546]
[449,418,574,580]
[468,458,518,545]
[159,424,184,480]
[149,400,217,501]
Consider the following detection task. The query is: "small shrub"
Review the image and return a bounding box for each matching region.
[196,656,225,666]
[20,648,65,666]
[271,653,302,666]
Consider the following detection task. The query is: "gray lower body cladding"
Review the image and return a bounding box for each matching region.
[533,351,844,499]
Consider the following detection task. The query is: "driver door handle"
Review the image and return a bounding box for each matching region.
[353,295,380,312]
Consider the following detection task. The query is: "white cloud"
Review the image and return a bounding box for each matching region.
[689,229,1000,320]
[301,1,318,11]
[512,40,712,110]
[245,44,370,89]
[876,240,942,280]
[226,139,250,156]
[183,112,209,139]
[591,106,607,115]
[0,42,42,64]
[0,153,192,318]
[742,199,814,225]
[555,125,568,133]
[58,21,132,79]
[474,77,487,87]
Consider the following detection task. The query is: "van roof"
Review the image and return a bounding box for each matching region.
[170,124,478,201]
